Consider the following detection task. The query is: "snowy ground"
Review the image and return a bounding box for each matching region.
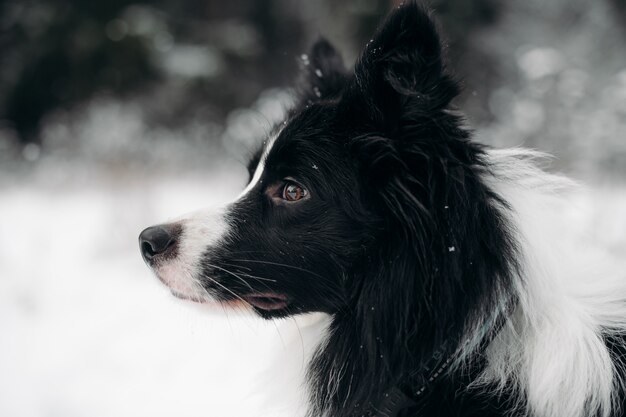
[0,163,331,417]
[0,158,625,417]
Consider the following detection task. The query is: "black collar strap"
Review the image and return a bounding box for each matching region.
[374,386,418,417]
[371,344,457,417]
[373,304,514,417]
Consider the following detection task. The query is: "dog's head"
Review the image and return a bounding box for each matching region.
[141,3,453,315]
[140,6,515,410]
[139,2,513,318]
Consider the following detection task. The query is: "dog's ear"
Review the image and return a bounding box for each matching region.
[347,3,466,236]
[297,37,348,105]
[346,2,459,128]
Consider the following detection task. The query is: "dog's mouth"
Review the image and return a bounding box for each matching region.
[170,289,289,312]
[242,292,289,311]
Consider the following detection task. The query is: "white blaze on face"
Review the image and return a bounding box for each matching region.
[153,207,229,300]
[152,130,281,300]
[238,132,279,198]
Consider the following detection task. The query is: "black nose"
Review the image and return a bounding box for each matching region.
[139,225,177,263]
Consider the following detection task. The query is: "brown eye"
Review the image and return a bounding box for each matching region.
[282,182,308,202]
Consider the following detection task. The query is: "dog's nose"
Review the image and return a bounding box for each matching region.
[139,225,177,263]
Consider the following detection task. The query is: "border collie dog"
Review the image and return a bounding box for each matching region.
[139,3,626,417]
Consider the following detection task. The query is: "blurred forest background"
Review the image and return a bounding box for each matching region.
[1,0,625,179]
[1,1,625,417]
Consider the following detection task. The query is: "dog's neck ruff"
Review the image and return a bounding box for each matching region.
[364,304,512,417]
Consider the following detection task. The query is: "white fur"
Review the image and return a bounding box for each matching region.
[238,132,279,198]
[477,148,626,417]
[154,207,230,301]
[154,131,281,302]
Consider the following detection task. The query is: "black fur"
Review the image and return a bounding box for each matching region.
[200,3,521,416]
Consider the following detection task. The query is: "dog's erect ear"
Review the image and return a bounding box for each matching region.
[346,4,467,237]
[297,37,348,105]
[348,2,459,127]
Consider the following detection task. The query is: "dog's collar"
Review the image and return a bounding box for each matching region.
[352,345,456,417]
[373,387,418,417]
[374,343,457,417]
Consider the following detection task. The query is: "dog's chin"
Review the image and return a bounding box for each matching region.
[169,290,209,304]
[168,286,292,317]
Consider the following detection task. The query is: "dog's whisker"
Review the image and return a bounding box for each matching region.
[230,258,326,280]
[202,263,277,301]
[202,274,254,309]
[217,262,277,282]
[232,271,277,283]
[204,262,255,291]
[290,316,306,369]
[219,262,253,272]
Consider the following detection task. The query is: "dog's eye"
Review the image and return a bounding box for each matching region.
[282,182,308,202]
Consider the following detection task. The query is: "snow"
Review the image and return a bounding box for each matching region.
[0,167,318,417]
